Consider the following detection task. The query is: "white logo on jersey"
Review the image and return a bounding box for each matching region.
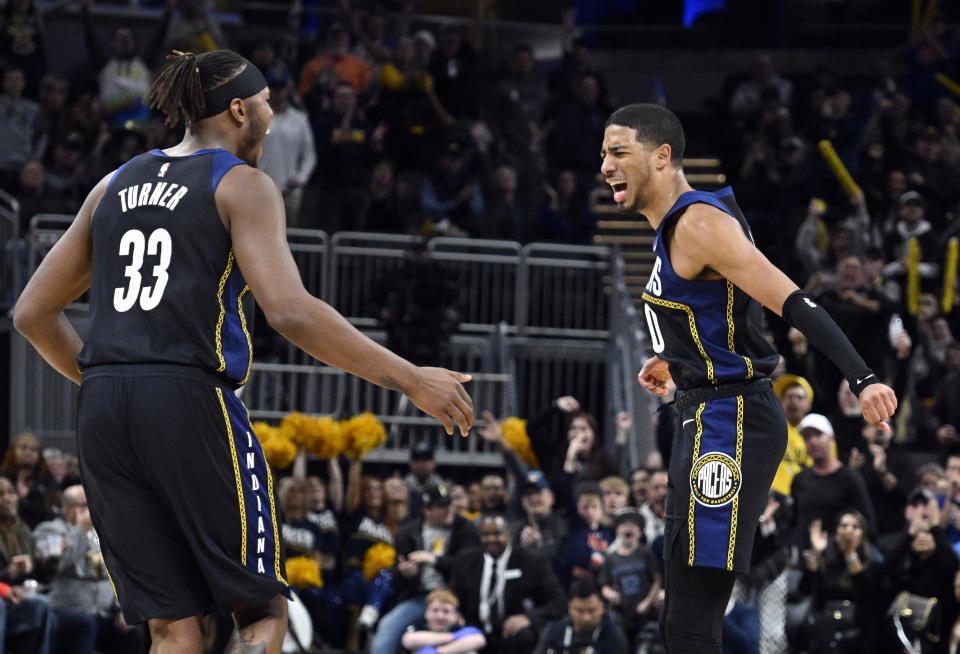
[158,162,170,177]
[645,257,663,297]
[804,298,817,308]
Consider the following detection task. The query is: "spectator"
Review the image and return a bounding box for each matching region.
[369,483,479,654]
[34,484,142,654]
[304,472,342,582]
[791,414,876,545]
[536,169,591,244]
[639,470,667,547]
[484,164,528,242]
[299,21,371,114]
[722,595,761,654]
[728,53,794,122]
[158,0,227,56]
[533,577,628,654]
[448,514,565,654]
[511,471,567,565]
[311,80,376,232]
[405,443,443,515]
[883,191,941,285]
[598,508,661,651]
[0,432,56,529]
[79,0,153,129]
[598,476,629,528]
[258,71,316,226]
[36,73,69,153]
[559,485,613,587]
[848,421,913,537]
[931,342,960,450]
[800,511,884,653]
[281,480,325,569]
[428,18,482,122]
[545,72,608,183]
[881,489,959,653]
[528,395,615,492]
[0,475,52,654]
[0,67,43,191]
[0,0,58,96]
[628,467,650,509]
[345,2,402,67]
[420,139,484,235]
[399,588,486,654]
[43,133,92,212]
[770,374,814,496]
[383,474,411,534]
[477,474,509,517]
[357,159,405,233]
[13,161,73,237]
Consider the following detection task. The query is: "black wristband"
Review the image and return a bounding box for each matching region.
[781,291,878,396]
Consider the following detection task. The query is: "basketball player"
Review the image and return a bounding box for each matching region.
[600,104,896,653]
[13,50,474,654]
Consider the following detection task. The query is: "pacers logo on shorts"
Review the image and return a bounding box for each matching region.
[690,452,741,507]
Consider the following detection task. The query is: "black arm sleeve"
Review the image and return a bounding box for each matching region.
[781,290,878,396]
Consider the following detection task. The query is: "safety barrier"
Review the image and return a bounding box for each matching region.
[0,190,21,311]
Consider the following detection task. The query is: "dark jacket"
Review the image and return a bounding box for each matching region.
[446,545,566,637]
[532,612,628,654]
[392,513,479,602]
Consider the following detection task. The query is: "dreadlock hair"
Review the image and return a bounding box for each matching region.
[147,50,249,127]
[605,103,686,167]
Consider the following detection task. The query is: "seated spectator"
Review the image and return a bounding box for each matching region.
[628,467,650,508]
[305,471,341,576]
[639,470,667,547]
[357,159,404,233]
[559,485,613,587]
[728,53,794,122]
[34,484,142,654]
[477,474,509,518]
[484,164,528,242]
[405,443,443,515]
[881,489,959,652]
[598,476,629,527]
[801,511,884,653]
[0,476,53,653]
[369,484,479,654]
[722,595,761,654]
[511,471,567,565]
[299,22,371,114]
[447,514,565,654]
[420,140,484,235]
[12,161,73,238]
[400,589,486,654]
[533,577,627,654]
[450,485,476,522]
[43,133,92,212]
[599,509,661,652]
[0,432,56,529]
[791,414,875,545]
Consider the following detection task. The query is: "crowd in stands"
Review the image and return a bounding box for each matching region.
[3,0,960,653]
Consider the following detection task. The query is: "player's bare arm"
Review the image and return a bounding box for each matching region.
[12,172,113,385]
[219,166,474,435]
[671,203,897,426]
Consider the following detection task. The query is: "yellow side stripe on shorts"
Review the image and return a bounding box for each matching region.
[688,402,706,566]
[243,404,288,586]
[726,395,745,570]
[102,558,119,603]
[217,387,248,566]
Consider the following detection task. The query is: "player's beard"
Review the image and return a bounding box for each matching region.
[239,110,267,168]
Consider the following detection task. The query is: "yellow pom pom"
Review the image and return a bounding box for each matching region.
[500,417,540,469]
[380,63,405,91]
[362,542,396,581]
[251,421,277,444]
[261,435,297,470]
[280,412,313,447]
[301,416,345,460]
[285,556,323,588]
[343,413,387,459]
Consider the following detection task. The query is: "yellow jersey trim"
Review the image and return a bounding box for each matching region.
[688,402,706,566]
[217,387,247,566]
[725,281,754,380]
[643,292,715,383]
[214,250,235,373]
[237,286,253,385]
[726,395,745,570]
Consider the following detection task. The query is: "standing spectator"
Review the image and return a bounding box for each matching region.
[399,589,486,654]
[258,72,316,226]
[728,53,794,123]
[405,443,443,515]
[801,511,884,654]
[770,375,814,496]
[599,509,661,652]
[79,0,153,129]
[428,13,482,122]
[0,67,43,190]
[158,0,227,55]
[791,414,876,545]
[448,514,566,654]
[299,22,371,114]
[533,577,628,654]
[0,0,59,97]
[369,484,479,654]
[0,476,52,654]
[0,432,56,530]
[311,80,376,232]
[545,73,608,185]
[528,395,615,492]
[882,191,941,286]
[848,422,913,537]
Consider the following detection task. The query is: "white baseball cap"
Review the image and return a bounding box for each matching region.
[797,413,834,437]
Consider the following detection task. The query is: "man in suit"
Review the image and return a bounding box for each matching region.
[447,513,566,653]
[370,484,480,654]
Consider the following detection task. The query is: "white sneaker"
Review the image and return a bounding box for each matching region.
[357,604,379,630]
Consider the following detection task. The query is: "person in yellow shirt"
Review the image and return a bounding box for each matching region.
[771,374,814,495]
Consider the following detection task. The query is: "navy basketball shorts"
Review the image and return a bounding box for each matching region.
[664,379,787,573]
[76,365,289,624]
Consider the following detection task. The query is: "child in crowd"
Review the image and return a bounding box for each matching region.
[400,589,487,654]
[560,485,614,587]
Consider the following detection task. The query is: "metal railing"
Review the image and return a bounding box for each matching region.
[0,190,21,312]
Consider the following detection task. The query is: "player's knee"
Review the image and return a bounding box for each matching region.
[148,616,204,645]
[233,594,288,630]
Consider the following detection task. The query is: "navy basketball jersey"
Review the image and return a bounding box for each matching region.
[641,187,778,391]
[77,148,254,387]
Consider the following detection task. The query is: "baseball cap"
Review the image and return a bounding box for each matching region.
[797,413,834,437]
[908,487,935,506]
[519,470,551,493]
[899,191,926,208]
[413,29,436,50]
[410,442,434,461]
[421,484,452,507]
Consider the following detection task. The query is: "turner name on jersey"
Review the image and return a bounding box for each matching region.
[117,181,190,213]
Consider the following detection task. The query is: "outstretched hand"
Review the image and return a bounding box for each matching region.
[858,383,897,431]
[638,356,671,396]
[407,368,474,437]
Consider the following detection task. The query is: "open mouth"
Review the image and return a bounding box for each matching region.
[608,180,628,203]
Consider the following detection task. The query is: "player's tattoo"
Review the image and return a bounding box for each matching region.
[226,626,266,654]
[378,375,409,395]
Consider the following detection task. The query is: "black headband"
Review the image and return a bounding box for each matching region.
[201,63,267,119]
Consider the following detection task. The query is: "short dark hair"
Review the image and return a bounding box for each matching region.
[605,103,685,166]
[569,577,601,600]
